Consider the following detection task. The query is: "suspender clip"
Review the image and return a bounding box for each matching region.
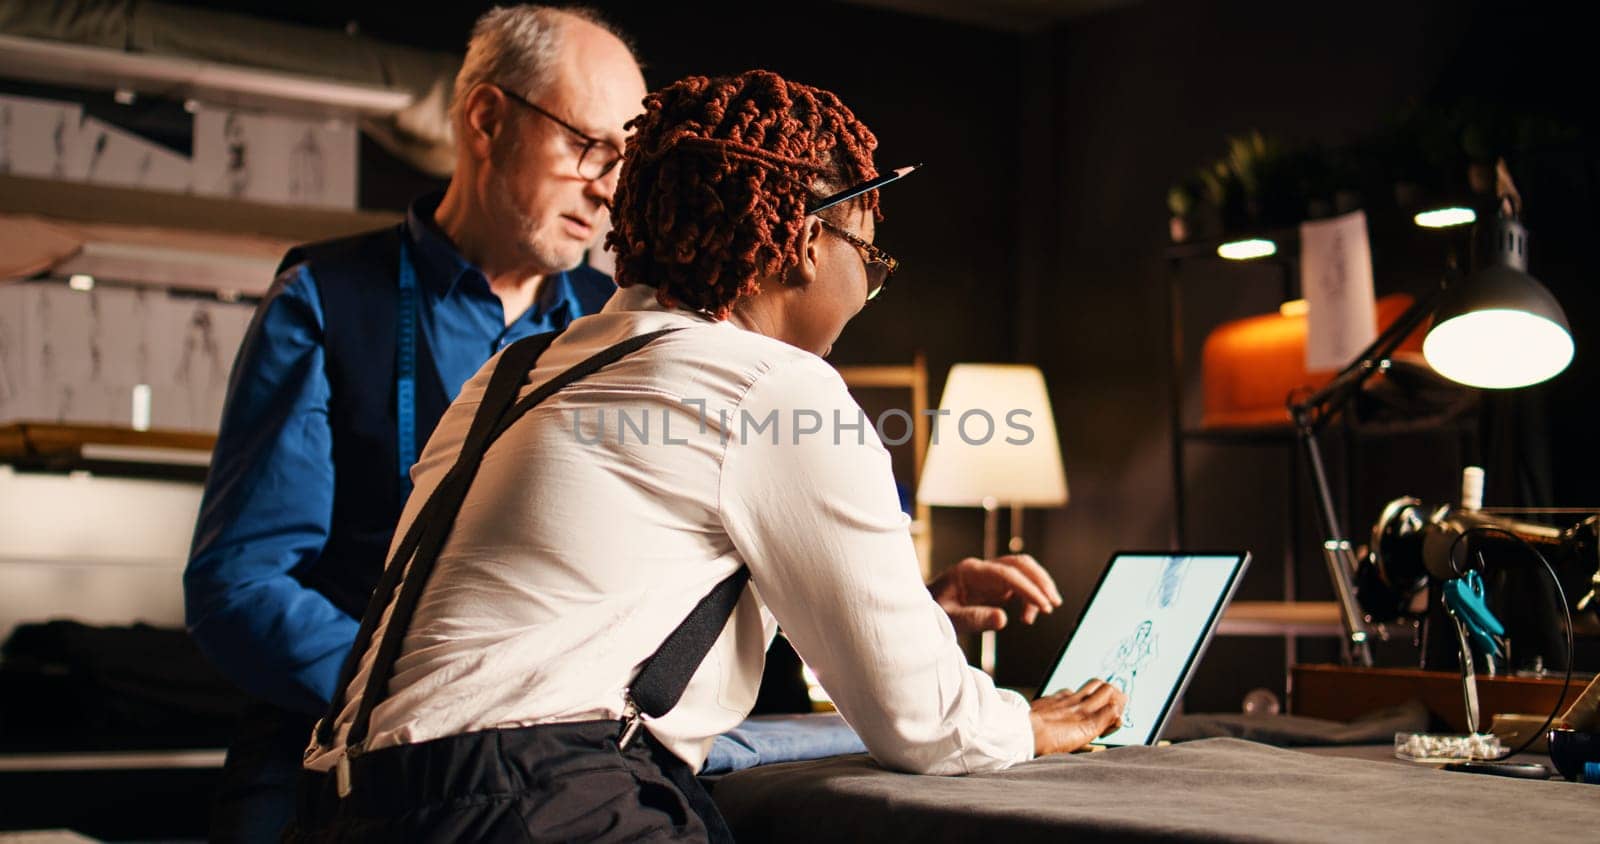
[336,742,363,799]
[335,753,352,798]
[618,695,643,750]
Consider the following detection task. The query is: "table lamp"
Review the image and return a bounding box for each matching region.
[1290,165,1573,666]
[917,363,1069,674]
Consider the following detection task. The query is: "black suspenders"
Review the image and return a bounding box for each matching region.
[313,326,751,795]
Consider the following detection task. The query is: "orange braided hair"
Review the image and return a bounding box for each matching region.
[607,70,879,319]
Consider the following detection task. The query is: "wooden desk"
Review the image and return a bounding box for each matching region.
[1291,663,1588,733]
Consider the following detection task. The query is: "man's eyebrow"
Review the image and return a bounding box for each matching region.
[572,119,625,150]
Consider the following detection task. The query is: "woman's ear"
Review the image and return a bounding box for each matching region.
[784,216,826,288]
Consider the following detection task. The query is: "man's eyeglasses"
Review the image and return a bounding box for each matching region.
[817,218,898,301]
[492,84,624,181]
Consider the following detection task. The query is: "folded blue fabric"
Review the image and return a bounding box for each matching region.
[702,712,867,774]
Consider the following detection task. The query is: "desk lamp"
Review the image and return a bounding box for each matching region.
[1289,165,1572,666]
[917,364,1068,675]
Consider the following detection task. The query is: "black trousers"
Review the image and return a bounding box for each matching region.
[288,720,734,843]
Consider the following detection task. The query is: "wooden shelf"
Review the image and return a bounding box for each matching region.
[1219,601,1344,636]
[1,423,215,479]
[0,422,214,458]
[0,749,225,772]
[1164,206,1465,263]
[0,173,399,244]
[1292,662,1591,733]
[1220,599,1600,639]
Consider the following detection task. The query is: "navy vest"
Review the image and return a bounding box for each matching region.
[275,225,612,619]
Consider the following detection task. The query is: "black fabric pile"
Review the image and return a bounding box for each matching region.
[0,620,245,751]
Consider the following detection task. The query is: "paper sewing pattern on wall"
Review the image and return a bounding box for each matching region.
[0,94,193,193]
[192,107,357,209]
[66,117,191,192]
[0,282,253,432]
[0,93,82,180]
[1300,209,1378,371]
[3,93,358,206]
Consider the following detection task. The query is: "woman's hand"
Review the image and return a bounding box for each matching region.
[1028,679,1126,755]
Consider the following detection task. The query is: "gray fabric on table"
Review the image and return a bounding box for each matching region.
[1162,701,1430,745]
[712,737,1595,843]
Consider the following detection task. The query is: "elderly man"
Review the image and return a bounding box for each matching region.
[184,7,647,840]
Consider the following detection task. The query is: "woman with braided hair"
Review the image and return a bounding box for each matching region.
[294,70,1123,843]
[608,71,882,329]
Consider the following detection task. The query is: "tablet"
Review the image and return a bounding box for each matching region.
[1034,551,1251,746]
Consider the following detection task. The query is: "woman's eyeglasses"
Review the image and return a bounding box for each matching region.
[807,164,919,301]
[817,218,898,301]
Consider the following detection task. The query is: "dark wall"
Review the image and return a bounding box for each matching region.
[1009,0,1599,704]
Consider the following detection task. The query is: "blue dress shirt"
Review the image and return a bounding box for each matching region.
[185,194,610,716]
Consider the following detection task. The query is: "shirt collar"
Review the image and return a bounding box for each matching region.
[404,191,482,298]
[603,283,721,324]
[530,268,576,325]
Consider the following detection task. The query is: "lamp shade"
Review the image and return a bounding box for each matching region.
[1422,217,1573,389]
[916,364,1068,508]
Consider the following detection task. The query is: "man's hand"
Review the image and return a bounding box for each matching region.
[929,554,1062,635]
[1028,679,1126,755]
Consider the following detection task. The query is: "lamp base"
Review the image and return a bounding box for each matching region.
[1441,760,1551,779]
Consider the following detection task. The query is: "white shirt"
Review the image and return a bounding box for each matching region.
[304,284,1034,776]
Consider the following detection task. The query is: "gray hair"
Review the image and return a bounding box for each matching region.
[449,5,635,128]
